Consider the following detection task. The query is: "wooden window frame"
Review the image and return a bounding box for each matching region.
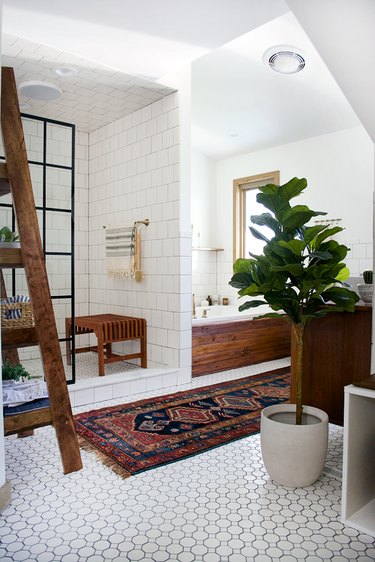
[233,170,280,262]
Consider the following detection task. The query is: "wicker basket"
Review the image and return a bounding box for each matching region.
[1,301,34,330]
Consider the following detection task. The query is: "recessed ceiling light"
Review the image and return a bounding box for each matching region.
[263,45,306,74]
[19,80,62,101]
[54,65,78,78]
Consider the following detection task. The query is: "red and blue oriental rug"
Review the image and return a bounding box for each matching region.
[74,367,290,477]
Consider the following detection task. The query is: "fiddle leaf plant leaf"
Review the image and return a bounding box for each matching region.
[229,177,359,425]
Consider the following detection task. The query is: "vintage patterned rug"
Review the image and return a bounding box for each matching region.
[74,367,290,477]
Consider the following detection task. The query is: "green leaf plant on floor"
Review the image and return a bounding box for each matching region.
[229,177,359,425]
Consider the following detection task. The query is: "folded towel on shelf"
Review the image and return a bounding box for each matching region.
[105,225,136,278]
[3,379,48,407]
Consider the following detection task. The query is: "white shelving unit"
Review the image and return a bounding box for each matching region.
[342,384,375,537]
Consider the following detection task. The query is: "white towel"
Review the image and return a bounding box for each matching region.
[105,225,136,278]
[3,379,48,407]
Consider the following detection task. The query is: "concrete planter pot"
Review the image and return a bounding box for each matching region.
[261,403,329,487]
[357,283,373,305]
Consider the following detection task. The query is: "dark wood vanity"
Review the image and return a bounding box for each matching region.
[290,305,372,425]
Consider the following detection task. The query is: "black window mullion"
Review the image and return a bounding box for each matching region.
[42,120,47,253]
[70,125,76,385]
[1,113,76,384]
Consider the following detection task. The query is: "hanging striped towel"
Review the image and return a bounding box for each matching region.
[105,225,136,278]
[1,295,31,319]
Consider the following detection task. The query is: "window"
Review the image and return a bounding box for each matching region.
[233,171,280,261]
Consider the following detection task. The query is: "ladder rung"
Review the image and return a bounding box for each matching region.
[4,406,52,436]
[0,247,23,268]
[1,326,38,348]
[0,162,10,196]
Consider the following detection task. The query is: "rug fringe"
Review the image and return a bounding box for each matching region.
[77,435,132,479]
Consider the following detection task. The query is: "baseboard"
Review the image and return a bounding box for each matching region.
[0,480,11,512]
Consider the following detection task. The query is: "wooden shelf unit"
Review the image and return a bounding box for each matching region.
[0,66,82,474]
[0,162,10,197]
[0,247,23,268]
[1,326,38,348]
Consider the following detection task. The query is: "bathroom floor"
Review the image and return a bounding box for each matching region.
[22,352,142,382]
[2,359,375,562]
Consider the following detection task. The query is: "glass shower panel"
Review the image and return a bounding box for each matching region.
[46,167,72,211]
[46,122,73,168]
[46,254,71,298]
[45,211,71,254]
[30,163,44,208]
[22,117,44,163]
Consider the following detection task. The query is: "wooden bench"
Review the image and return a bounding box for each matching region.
[66,314,147,376]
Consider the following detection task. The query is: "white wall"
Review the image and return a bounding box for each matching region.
[191,149,221,303]
[88,90,191,380]
[208,126,374,303]
[191,149,216,248]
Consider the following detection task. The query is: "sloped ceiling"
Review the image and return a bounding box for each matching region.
[3,0,289,81]
[2,0,371,156]
[191,11,361,159]
[287,0,375,142]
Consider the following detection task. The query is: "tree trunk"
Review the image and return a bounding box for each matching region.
[292,323,304,425]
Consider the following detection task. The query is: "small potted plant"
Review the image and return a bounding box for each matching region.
[357,270,373,304]
[2,359,31,382]
[229,177,359,487]
[0,226,20,248]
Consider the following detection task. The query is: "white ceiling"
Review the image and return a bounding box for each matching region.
[1,0,365,157]
[3,0,289,80]
[1,34,174,133]
[191,11,361,159]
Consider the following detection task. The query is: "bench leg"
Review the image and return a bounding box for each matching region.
[18,430,34,438]
[141,335,147,368]
[97,331,105,376]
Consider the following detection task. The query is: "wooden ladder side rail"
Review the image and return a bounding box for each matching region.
[1,66,82,474]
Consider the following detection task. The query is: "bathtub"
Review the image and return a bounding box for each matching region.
[192,304,290,377]
[193,304,274,325]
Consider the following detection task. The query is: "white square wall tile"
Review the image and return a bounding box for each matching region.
[147,375,164,391]
[94,384,113,403]
[73,388,95,406]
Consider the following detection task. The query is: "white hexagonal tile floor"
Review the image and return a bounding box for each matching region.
[2,359,375,561]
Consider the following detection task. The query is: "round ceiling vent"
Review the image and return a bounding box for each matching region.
[263,45,306,74]
[19,80,62,101]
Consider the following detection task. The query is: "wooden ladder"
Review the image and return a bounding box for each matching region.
[1,66,82,474]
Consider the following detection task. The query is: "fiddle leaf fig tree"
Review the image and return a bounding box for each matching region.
[229,177,359,425]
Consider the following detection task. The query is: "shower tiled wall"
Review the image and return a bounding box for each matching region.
[192,249,223,306]
[88,93,191,380]
[344,239,373,276]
